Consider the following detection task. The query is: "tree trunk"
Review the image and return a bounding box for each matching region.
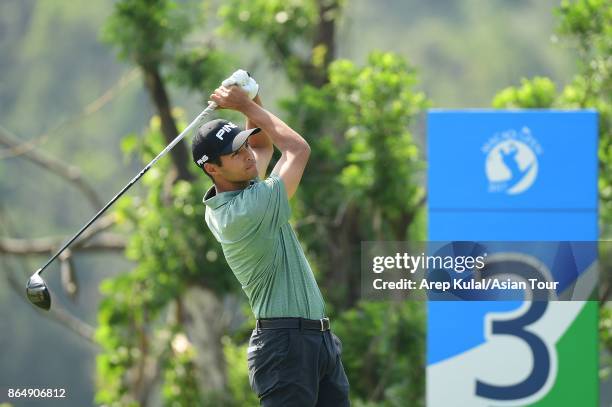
[180,287,231,392]
[306,0,339,87]
[326,205,362,310]
[142,65,193,182]
[315,0,337,66]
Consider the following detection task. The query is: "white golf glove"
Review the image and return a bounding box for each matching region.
[222,69,259,99]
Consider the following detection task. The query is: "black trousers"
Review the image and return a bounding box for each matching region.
[247,326,350,406]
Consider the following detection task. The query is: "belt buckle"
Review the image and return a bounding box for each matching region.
[320,317,329,331]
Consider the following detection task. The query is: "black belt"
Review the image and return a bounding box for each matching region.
[256,317,331,331]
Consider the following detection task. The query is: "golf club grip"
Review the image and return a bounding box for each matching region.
[37,102,218,275]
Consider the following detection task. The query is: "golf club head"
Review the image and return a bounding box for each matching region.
[26,270,51,310]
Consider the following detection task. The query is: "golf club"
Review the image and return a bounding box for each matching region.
[26,101,218,310]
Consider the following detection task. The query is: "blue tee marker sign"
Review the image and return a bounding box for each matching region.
[427,110,598,406]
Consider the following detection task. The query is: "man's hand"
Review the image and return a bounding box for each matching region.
[221,69,259,99]
[210,86,254,112]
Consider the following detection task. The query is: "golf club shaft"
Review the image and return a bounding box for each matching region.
[36,102,218,276]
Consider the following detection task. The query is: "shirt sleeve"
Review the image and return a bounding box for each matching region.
[238,174,291,234]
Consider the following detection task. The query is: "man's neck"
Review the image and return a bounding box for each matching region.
[213,178,251,193]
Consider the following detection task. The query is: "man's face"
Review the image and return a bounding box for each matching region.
[213,142,258,182]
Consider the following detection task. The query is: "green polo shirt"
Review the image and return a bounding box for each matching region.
[203,175,325,319]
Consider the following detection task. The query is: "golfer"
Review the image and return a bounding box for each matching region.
[191,75,350,406]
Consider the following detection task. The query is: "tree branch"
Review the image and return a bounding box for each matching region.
[4,263,98,345]
[0,68,140,160]
[0,125,103,209]
[0,232,126,255]
[0,207,99,346]
[0,213,124,256]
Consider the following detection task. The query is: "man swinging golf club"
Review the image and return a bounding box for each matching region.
[192,70,350,406]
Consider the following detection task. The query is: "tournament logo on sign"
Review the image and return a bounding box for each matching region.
[482,127,542,195]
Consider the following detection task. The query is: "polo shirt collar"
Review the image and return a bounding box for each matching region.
[203,180,257,209]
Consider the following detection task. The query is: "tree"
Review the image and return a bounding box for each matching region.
[219,0,340,86]
[96,1,238,405]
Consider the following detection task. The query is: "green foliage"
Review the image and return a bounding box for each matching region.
[219,0,343,84]
[218,0,317,82]
[95,273,141,405]
[223,336,260,406]
[102,0,198,67]
[601,305,612,380]
[492,77,557,108]
[556,0,611,231]
[162,330,204,406]
[556,0,611,61]
[307,50,428,209]
[329,53,429,231]
[219,0,317,44]
[167,47,232,102]
[279,53,428,308]
[332,301,426,406]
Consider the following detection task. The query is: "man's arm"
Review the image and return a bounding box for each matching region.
[211,87,310,199]
[245,95,273,180]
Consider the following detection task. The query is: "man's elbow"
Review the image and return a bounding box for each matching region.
[299,141,311,158]
[290,139,311,160]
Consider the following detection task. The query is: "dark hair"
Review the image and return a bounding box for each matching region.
[202,156,222,182]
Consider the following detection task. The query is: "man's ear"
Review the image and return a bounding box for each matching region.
[204,162,219,176]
